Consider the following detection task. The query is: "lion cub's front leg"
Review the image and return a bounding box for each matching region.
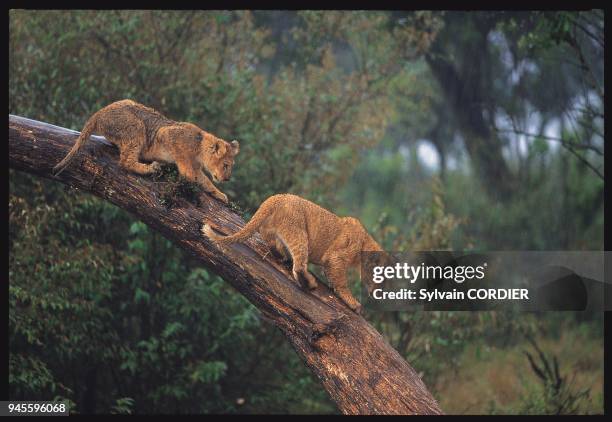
[175,160,228,203]
[323,258,362,313]
[196,170,228,203]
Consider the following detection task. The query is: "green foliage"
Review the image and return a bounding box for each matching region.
[10,10,429,209]
[9,170,334,413]
[11,10,432,414]
[441,152,603,249]
[110,398,135,415]
[519,336,592,414]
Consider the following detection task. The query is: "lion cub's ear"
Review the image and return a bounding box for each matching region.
[231,140,240,156]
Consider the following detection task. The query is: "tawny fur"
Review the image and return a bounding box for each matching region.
[53,99,239,203]
[202,194,385,312]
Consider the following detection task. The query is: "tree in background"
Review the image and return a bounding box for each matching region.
[346,10,603,249]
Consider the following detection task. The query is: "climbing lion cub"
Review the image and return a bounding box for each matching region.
[202,194,386,312]
[53,99,239,203]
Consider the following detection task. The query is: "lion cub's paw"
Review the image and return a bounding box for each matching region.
[150,162,162,173]
[214,191,229,204]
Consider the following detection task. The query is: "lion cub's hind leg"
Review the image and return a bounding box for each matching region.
[115,122,161,175]
[272,235,292,264]
[276,229,318,290]
[260,230,290,263]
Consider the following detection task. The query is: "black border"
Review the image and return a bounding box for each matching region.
[5,1,609,12]
[604,6,611,416]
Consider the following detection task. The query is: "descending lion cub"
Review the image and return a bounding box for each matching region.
[202,194,385,312]
[53,99,239,203]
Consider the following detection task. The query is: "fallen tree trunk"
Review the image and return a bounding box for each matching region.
[8,114,443,415]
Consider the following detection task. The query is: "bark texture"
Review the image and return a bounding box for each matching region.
[9,114,443,415]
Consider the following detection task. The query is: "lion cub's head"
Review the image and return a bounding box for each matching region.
[198,131,240,183]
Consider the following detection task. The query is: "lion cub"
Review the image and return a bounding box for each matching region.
[202,194,385,312]
[53,99,239,203]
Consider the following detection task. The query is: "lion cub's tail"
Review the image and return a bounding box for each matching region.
[53,114,98,176]
[202,197,276,245]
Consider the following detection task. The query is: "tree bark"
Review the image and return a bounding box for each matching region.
[8,114,443,415]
